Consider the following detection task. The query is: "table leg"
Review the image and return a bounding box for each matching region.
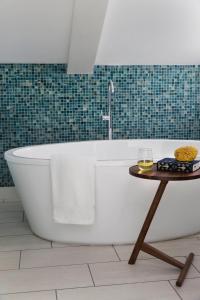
[129,180,168,264]
[128,179,194,287]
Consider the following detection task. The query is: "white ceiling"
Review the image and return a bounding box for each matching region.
[0,0,74,63]
[0,0,200,67]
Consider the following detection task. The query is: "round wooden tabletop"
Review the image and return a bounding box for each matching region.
[129,164,200,181]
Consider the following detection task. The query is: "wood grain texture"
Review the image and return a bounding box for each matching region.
[128,165,198,287]
[128,181,168,265]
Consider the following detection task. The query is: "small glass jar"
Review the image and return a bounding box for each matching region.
[137,148,153,171]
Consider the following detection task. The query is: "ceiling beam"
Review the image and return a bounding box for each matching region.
[67,0,109,74]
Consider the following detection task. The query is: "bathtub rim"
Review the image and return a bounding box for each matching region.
[4,138,200,166]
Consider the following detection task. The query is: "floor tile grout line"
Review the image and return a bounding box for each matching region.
[112,245,121,261]
[0,241,125,251]
[0,267,24,272]
[0,244,116,253]
[85,277,200,289]
[1,245,199,259]
[51,244,104,248]
[1,238,200,256]
[102,278,177,288]
[0,262,102,272]
[1,278,200,296]
[119,257,165,261]
[87,264,95,287]
[0,234,33,238]
[0,221,28,225]
[18,250,22,269]
[17,260,120,271]
[55,289,58,300]
[0,234,34,238]
[51,277,200,293]
[0,230,200,246]
[119,255,197,262]
[0,220,28,223]
[168,281,183,300]
[0,246,52,253]
[55,279,184,292]
[0,221,26,225]
[1,255,199,272]
[88,255,191,266]
[0,288,60,296]
[6,256,167,271]
[0,208,22,211]
[191,262,200,274]
[15,244,123,253]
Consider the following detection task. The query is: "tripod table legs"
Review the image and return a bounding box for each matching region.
[128,180,194,287]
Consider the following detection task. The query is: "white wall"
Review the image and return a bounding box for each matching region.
[96,0,200,65]
[0,0,200,64]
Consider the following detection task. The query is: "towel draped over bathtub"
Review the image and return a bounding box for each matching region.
[50,154,96,225]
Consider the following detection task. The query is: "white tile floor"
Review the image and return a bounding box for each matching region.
[0,201,199,299]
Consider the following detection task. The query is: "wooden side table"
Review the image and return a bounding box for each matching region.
[129,164,200,287]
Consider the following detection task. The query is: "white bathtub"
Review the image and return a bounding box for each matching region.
[4,139,200,244]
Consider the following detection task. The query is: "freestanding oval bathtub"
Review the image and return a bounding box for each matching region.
[5,139,200,244]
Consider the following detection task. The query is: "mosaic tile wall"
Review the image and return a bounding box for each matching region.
[0,64,199,186]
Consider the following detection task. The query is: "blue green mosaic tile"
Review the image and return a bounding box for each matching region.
[0,64,199,186]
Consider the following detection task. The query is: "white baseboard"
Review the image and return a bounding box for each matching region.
[0,187,20,202]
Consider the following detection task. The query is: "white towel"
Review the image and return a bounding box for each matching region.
[50,154,95,225]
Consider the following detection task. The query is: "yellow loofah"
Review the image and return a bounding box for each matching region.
[174,146,198,162]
